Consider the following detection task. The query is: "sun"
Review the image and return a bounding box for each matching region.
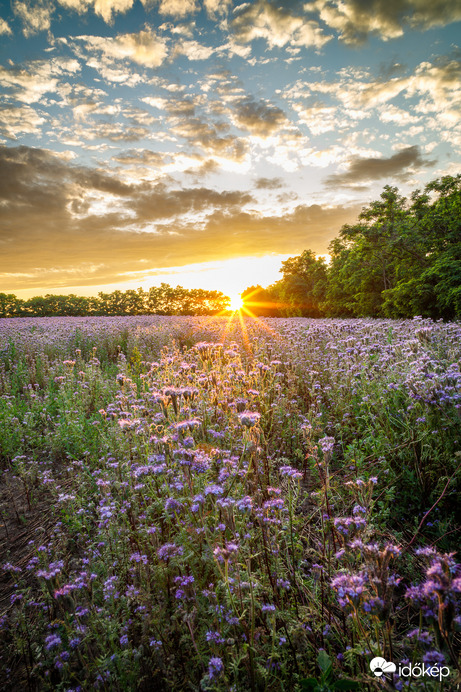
[229,293,244,311]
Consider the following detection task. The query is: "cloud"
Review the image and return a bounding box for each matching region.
[142,93,249,161]
[0,18,12,35]
[232,97,289,137]
[232,0,331,51]
[0,144,360,292]
[203,0,232,17]
[56,0,135,23]
[0,58,81,104]
[174,202,362,260]
[183,157,220,178]
[305,71,409,110]
[0,106,46,139]
[170,117,248,160]
[92,0,134,22]
[409,0,461,29]
[171,39,214,61]
[254,177,283,189]
[113,149,170,167]
[0,142,251,234]
[293,103,339,135]
[76,121,152,142]
[143,95,197,116]
[407,56,461,126]
[13,0,53,37]
[288,54,461,131]
[378,104,420,124]
[325,145,436,186]
[311,0,405,44]
[310,0,461,45]
[75,28,168,71]
[157,0,199,17]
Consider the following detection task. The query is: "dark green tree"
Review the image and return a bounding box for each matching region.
[275,250,328,317]
[0,293,23,317]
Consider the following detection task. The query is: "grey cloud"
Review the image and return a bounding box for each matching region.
[408,0,461,30]
[0,144,251,223]
[131,186,254,222]
[325,146,436,186]
[254,177,284,189]
[112,149,169,166]
[170,117,248,160]
[314,0,461,45]
[378,60,407,80]
[183,158,221,178]
[233,97,288,137]
[165,98,197,117]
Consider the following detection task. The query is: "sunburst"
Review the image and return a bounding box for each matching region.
[228,293,244,311]
[173,285,293,353]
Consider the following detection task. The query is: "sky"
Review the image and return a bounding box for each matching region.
[0,0,460,300]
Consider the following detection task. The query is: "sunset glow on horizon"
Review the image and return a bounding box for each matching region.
[0,1,460,297]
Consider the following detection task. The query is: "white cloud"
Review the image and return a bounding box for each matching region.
[0,58,81,104]
[74,28,168,80]
[232,0,331,51]
[93,0,134,22]
[0,18,12,36]
[203,0,232,17]
[405,59,461,126]
[157,0,198,18]
[57,0,135,23]
[288,56,461,131]
[0,105,46,138]
[142,96,168,110]
[13,0,53,37]
[379,104,420,125]
[293,103,339,135]
[172,39,214,60]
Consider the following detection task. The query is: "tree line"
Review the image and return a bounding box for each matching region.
[0,284,230,318]
[1,175,459,320]
[244,174,460,320]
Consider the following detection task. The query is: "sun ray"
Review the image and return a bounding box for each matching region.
[169,289,294,358]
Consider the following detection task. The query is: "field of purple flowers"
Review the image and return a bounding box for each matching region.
[0,315,460,691]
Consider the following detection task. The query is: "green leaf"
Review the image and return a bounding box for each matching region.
[317,650,332,672]
[322,666,334,683]
[300,678,319,691]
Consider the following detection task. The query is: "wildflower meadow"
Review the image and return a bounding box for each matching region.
[0,315,460,691]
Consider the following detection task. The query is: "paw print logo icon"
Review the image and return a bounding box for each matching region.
[370,657,397,677]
